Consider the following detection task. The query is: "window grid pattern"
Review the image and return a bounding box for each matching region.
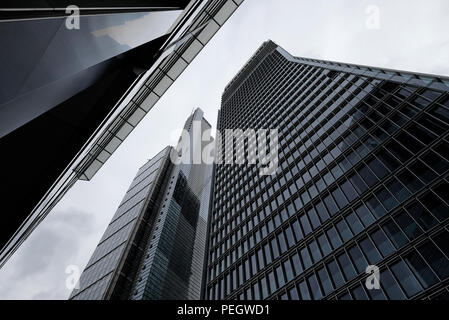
[205,41,449,300]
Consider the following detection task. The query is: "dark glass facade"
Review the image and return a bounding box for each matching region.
[70,109,213,300]
[204,40,449,300]
[0,0,244,269]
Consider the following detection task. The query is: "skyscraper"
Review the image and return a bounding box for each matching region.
[0,0,245,268]
[203,40,449,300]
[70,108,213,300]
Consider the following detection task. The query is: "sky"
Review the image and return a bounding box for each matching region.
[1,0,449,300]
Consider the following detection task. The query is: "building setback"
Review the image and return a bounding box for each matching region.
[71,108,213,300]
[203,40,449,300]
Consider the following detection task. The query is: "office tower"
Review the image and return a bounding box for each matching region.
[0,0,244,267]
[70,108,213,300]
[204,40,449,300]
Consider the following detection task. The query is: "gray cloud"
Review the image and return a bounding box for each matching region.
[0,208,99,299]
[1,0,448,299]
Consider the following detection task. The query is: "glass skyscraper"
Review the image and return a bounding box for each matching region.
[70,108,213,300]
[203,40,449,300]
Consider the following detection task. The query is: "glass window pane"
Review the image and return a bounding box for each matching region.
[346,211,364,234]
[307,273,323,300]
[292,253,303,276]
[336,219,353,242]
[298,280,311,300]
[359,237,382,264]
[348,244,369,273]
[394,210,423,240]
[300,214,312,236]
[327,226,342,249]
[351,285,369,300]
[382,219,408,249]
[382,268,406,300]
[283,259,294,282]
[276,265,285,288]
[309,240,322,263]
[417,241,449,279]
[317,233,332,256]
[317,266,334,295]
[301,247,313,270]
[406,201,438,230]
[327,259,345,288]
[370,229,395,257]
[404,250,439,288]
[390,260,422,297]
[337,253,357,280]
[356,203,375,226]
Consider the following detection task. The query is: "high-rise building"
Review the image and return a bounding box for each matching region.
[203,40,449,300]
[70,108,213,300]
[0,0,245,268]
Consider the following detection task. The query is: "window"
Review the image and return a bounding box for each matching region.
[336,219,353,242]
[298,280,311,300]
[390,260,422,297]
[307,273,323,300]
[355,203,375,226]
[309,240,322,263]
[405,201,438,231]
[341,179,358,202]
[317,233,332,256]
[283,259,294,282]
[264,243,272,265]
[366,195,387,218]
[326,226,342,249]
[394,210,423,240]
[382,219,408,249]
[307,207,321,229]
[358,165,378,187]
[300,214,312,236]
[404,250,438,288]
[376,188,398,212]
[267,270,277,294]
[292,253,303,276]
[327,259,345,288]
[323,193,339,216]
[337,253,357,280]
[420,192,449,222]
[346,211,364,234]
[284,226,295,248]
[315,201,330,222]
[271,237,280,259]
[317,266,334,295]
[417,241,449,279]
[292,220,304,242]
[433,231,449,258]
[351,285,369,300]
[260,276,269,299]
[382,268,406,300]
[277,232,288,254]
[359,237,381,264]
[289,286,299,300]
[386,178,410,203]
[301,247,313,269]
[397,169,423,193]
[348,244,368,273]
[332,187,348,209]
[370,229,395,257]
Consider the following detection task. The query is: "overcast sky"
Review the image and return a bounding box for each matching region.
[1,0,449,300]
